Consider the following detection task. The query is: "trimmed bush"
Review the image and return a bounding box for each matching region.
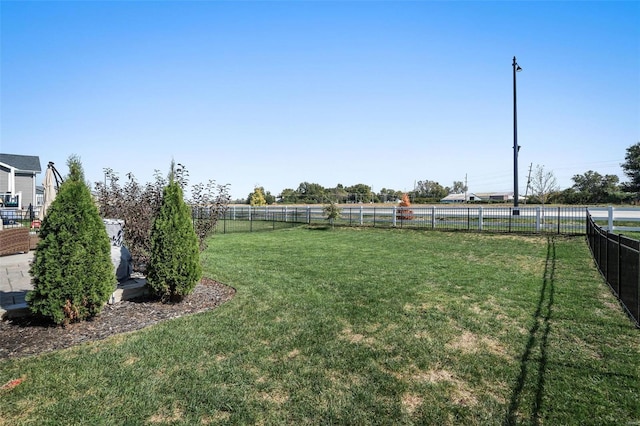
[147,163,202,302]
[27,156,115,325]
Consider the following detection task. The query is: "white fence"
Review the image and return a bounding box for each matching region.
[218,205,640,235]
[587,207,640,233]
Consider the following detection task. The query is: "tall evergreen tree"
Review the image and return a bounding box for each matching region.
[27,156,115,325]
[147,161,202,302]
[622,142,640,195]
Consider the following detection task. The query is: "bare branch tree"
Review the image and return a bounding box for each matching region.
[530,164,559,206]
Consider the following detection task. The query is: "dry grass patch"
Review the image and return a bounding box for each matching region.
[286,348,300,359]
[403,302,446,314]
[259,390,289,404]
[424,368,478,407]
[9,395,56,424]
[512,254,545,275]
[148,406,184,423]
[123,356,139,366]
[401,392,423,415]
[446,330,510,359]
[338,327,375,346]
[200,410,231,424]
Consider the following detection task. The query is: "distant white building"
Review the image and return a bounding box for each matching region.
[474,192,514,202]
[440,193,482,203]
[440,192,521,203]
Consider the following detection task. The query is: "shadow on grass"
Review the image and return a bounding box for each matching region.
[305,225,334,231]
[504,236,556,426]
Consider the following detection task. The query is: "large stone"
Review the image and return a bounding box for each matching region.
[103,219,124,247]
[111,245,133,282]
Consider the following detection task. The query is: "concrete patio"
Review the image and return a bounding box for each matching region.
[1,251,148,319]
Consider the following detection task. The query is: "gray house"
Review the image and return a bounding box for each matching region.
[0,153,42,210]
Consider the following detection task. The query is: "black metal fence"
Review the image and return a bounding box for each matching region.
[215,206,588,235]
[0,206,39,227]
[587,213,640,327]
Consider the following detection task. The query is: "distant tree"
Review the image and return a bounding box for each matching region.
[397,193,414,220]
[378,188,402,203]
[345,184,373,203]
[278,188,298,204]
[296,182,327,204]
[327,184,349,204]
[249,187,267,206]
[412,180,448,202]
[451,181,468,194]
[530,165,559,206]
[147,161,202,302]
[570,170,620,204]
[264,190,276,205]
[621,142,640,196]
[27,155,115,325]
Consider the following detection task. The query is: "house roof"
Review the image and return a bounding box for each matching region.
[474,192,513,198]
[441,193,481,201]
[0,153,42,173]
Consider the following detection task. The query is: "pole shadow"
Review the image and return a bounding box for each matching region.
[504,236,556,426]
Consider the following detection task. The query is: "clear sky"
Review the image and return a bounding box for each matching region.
[2,1,639,200]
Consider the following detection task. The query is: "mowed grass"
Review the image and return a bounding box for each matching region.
[1,227,639,425]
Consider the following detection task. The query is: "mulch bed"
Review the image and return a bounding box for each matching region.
[0,278,235,360]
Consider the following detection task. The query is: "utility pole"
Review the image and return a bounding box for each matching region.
[524,163,533,205]
[464,173,468,203]
[513,56,522,214]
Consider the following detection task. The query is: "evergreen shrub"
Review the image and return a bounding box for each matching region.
[147,163,202,302]
[27,156,115,325]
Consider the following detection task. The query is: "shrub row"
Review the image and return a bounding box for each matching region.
[27,158,221,325]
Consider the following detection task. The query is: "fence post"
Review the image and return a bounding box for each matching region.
[431,206,435,229]
[535,206,541,232]
[478,207,483,231]
[393,206,397,227]
[557,206,561,234]
[307,206,311,224]
[360,206,364,225]
[284,206,288,222]
[617,233,621,298]
[608,206,614,231]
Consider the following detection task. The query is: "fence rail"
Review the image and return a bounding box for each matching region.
[587,214,640,327]
[215,206,589,235]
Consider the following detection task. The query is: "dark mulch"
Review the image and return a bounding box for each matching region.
[0,278,235,360]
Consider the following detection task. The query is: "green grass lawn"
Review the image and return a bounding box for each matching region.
[1,227,639,425]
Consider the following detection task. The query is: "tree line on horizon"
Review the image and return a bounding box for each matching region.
[243,142,640,206]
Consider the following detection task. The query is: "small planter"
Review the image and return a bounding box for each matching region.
[29,233,40,250]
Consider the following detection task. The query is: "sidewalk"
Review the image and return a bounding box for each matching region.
[0,251,34,317]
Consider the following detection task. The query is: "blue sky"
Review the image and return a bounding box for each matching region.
[2,1,639,200]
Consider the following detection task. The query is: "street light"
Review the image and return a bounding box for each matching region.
[513,56,522,214]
